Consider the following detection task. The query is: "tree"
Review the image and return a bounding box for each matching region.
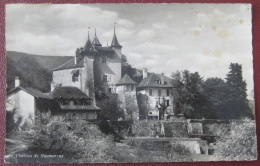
[156,97,169,120]
[171,70,205,119]
[96,93,124,121]
[137,93,150,120]
[203,77,230,119]
[225,63,252,119]
[121,55,143,84]
[14,56,52,92]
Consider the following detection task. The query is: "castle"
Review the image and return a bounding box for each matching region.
[51,27,122,104]
[51,25,175,120]
[6,26,175,129]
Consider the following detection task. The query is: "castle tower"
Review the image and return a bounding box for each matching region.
[116,74,139,121]
[111,24,122,50]
[80,30,97,104]
[106,24,122,92]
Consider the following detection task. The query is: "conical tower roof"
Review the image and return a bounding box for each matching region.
[116,74,137,86]
[92,29,102,47]
[84,31,97,52]
[111,24,122,48]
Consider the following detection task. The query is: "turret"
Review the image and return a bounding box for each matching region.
[92,28,102,47]
[82,30,97,55]
[111,23,122,49]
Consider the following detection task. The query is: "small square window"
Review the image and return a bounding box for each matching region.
[131,85,134,91]
[167,90,170,96]
[102,75,111,82]
[149,89,153,96]
[72,76,79,82]
[166,100,170,106]
[158,89,161,96]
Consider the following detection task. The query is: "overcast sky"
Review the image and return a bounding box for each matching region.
[6,3,254,98]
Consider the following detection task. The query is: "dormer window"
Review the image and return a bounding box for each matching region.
[155,79,161,84]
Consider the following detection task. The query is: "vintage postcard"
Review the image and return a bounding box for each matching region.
[5,3,257,163]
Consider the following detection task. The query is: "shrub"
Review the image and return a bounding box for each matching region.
[131,121,150,137]
[166,143,193,161]
[32,118,116,163]
[214,119,257,161]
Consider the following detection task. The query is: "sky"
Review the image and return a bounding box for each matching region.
[6,3,254,98]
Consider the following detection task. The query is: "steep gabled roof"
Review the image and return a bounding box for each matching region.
[52,47,116,71]
[52,56,84,71]
[7,86,52,99]
[116,74,137,86]
[51,86,92,100]
[137,73,174,88]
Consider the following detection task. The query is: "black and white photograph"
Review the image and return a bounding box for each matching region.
[5,3,257,163]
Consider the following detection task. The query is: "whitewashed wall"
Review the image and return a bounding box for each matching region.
[7,90,35,128]
[52,67,82,91]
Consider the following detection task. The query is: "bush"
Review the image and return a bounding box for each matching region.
[214,119,257,161]
[166,143,193,161]
[131,121,150,137]
[32,118,116,163]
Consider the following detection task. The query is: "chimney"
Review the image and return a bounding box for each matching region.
[74,56,77,65]
[143,68,148,79]
[15,77,20,87]
[161,73,165,84]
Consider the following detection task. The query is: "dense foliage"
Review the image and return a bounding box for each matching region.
[214,119,257,161]
[96,93,125,121]
[121,54,143,84]
[137,93,150,120]
[225,63,252,118]
[32,118,116,163]
[171,63,254,119]
[171,70,205,119]
[166,143,193,161]
[7,56,52,92]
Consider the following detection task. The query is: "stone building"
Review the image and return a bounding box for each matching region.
[52,27,122,98]
[136,69,174,120]
[51,26,176,120]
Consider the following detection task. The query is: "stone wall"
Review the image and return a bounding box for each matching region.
[131,119,249,138]
[187,119,235,136]
[122,137,206,154]
[117,91,139,121]
[83,56,95,104]
[131,120,188,138]
[52,67,82,91]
